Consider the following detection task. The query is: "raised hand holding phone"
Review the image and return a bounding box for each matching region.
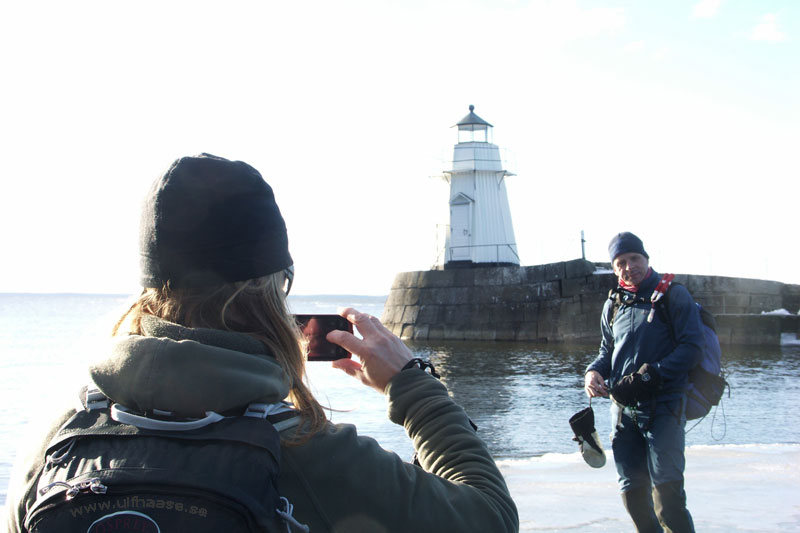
[325,307,414,393]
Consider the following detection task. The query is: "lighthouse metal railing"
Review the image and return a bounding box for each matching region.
[441,244,520,265]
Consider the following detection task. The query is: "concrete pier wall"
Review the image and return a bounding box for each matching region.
[381,259,800,345]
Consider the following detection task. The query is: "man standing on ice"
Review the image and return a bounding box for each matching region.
[584,232,703,533]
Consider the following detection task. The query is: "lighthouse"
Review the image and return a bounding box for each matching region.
[442,105,519,268]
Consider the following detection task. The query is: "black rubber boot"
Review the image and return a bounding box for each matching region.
[568,406,606,468]
[653,480,695,533]
[621,487,663,533]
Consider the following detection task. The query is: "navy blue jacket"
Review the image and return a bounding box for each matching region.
[586,270,704,402]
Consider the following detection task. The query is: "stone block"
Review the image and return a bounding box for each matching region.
[474,267,505,286]
[487,302,523,324]
[382,289,402,308]
[416,304,440,324]
[473,285,505,304]
[391,304,408,324]
[386,323,403,336]
[523,265,547,283]
[538,301,561,330]
[587,272,616,291]
[443,327,466,341]
[495,326,516,341]
[557,296,578,315]
[418,288,438,305]
[537,320,559,342]
[721,293,750,313]
[411,324,430,340]
[380,304,403,325]
[691,293,724,313]
[562,277,596,298]
[482,326,501,341]
[565,259,595,279]
[428,326,445,340]
[453,268,476,287]
[423,270,457,288]
[502,266,523,285]
[406,288,422,306]
[516,284,541,303]
[687,275,782,297]
[716,314,781,345]
[781,283,800,314]
[531,281,560,300]
[581,312,602,337]
[515,321,538,341]
[523,302,539,322]
[748,293,782,313]
[392,271,424,289]
[469,304,496,327]
[463,327,486,341]
[522,262,567,283]
[500,285,525,303]
[778,315,798,333]
[390,288,413,306]
[544,262,567,281]
[581,293,607,315]
[427,287,470,306]
[442,304,470,324]
[749,279,783,296]
[400,324,415,340]
[401,306,419,323]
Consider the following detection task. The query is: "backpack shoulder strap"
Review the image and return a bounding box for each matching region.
[606,287,623,327]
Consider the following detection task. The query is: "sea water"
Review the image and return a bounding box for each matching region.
[2,293,799,530]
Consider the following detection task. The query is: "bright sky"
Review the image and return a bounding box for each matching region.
[1,0,798,296]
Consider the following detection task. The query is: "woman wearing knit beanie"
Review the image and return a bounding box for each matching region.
[6,154,517,533]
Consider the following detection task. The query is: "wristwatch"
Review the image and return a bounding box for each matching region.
[401,358,440,379]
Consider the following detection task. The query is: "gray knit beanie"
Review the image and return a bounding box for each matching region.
[139,153,293,288]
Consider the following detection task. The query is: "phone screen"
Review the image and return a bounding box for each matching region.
[294,314,353,361]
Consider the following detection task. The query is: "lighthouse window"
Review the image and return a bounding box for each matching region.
[459,125,489,143]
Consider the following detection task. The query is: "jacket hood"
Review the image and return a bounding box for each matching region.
[90,315,291,417]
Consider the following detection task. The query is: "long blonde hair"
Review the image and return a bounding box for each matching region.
[112,271,327,445]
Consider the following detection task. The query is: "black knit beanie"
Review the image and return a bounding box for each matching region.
[608,232,648,262]
[139,153,293,288]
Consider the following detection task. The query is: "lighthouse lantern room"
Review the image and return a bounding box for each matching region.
[443,105,519,269]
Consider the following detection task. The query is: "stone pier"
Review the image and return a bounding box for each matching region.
[381,259,800,345]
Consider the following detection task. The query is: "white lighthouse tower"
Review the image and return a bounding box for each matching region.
[443,105,519,268]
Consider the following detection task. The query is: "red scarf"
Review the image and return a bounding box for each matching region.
[618,267,653,292]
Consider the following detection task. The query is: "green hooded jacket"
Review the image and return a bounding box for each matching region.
[6,317,518,532]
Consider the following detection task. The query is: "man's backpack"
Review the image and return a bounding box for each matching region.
[607,276,729,421]
[660,284,730,420]
[24,388,308,533]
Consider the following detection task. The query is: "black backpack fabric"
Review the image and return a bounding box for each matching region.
[24,389,305,533]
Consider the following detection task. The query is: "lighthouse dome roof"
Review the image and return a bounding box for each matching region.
[455,105,493,128]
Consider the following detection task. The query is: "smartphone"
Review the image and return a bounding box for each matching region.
[294,314,353,361]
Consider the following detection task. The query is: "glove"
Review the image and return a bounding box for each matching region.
[611,363,661,407]
[569,406,606,468]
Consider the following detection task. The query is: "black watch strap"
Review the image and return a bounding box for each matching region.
[401,358,440,379]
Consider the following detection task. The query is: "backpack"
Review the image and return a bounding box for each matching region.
[24,387,308,533]
[606,275,729,421]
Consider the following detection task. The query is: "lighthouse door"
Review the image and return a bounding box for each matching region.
[450,201,471,261]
